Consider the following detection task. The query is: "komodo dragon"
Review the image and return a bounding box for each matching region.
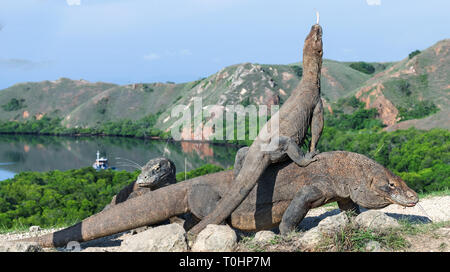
[189,23,325,234]
[102,157,176,211]
[20,151,418,248]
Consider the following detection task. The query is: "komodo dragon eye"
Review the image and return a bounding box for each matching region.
[150,164,160,173]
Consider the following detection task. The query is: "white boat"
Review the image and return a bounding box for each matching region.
[93,150,109,170]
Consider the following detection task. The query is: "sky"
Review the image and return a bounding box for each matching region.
[0,0,449,90]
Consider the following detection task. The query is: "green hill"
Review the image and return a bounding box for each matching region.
[0,40,448,136]
[0,78,116,123]
[0,61,379,131]
[350,39,450,130]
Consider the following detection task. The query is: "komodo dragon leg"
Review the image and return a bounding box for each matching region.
[187,181,329,235]
[233,101,322,177]
[278,185,325,235]
[337,198,360,214]
[268,98,324,167]
[272,136,318,167]
[188,184,222,221]
[233,147,249,177]
[183,183,223,231]
[266,79,324,168]
[309,99,324,154]
[233,137,318,180]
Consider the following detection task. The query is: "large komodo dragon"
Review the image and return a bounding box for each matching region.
[189,23,325,234]
[21,151,419,248]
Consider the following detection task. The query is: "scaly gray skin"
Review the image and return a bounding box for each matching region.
[189,23,325,234]
[102,158,176,211]
[20,151,418,248]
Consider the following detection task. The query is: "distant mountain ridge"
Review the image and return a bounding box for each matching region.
[0,39,448,135]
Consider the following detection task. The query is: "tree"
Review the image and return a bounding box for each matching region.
[408,50,421,59]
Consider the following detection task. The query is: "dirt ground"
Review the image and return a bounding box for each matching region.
[404,227,450,252]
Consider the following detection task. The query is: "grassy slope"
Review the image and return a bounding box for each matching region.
[0,60,373,130]
[350,39,450,130]
[0,40,448,132]
[0,78,116,123]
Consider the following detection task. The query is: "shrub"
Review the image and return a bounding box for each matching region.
[349,62,375,75]
[291,65,303,78]
[397,100,439,121]
[0,168,139,228]
[2,98,26,112]
[408,50,421,59]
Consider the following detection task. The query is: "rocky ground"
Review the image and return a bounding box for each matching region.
[1,195,449,252]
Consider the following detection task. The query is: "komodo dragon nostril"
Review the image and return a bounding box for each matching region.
[407,191,416,199]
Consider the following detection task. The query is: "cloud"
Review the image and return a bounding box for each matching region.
[143,53,160,61]
[366,0,381,6]
[0,58,51,70]
[66,0,81,6]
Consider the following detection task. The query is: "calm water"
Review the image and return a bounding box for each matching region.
[0,135,239,181]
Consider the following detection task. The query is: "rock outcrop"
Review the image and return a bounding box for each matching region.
[298,212,350,249]
[119,223,187,252]
[191,224,237,252]
[253,231,277,244]
[355,210,400,232]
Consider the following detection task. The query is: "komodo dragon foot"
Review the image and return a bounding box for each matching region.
[297,150,319,167]
[278,185,324,235]
[233,139,320,177]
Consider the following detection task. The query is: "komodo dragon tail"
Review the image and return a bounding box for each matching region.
[20,181,192,248]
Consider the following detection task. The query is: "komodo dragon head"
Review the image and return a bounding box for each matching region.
[135,157,176,190]
[342,153,419,209]
[367,168,419,208]
[305,24,323,57]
